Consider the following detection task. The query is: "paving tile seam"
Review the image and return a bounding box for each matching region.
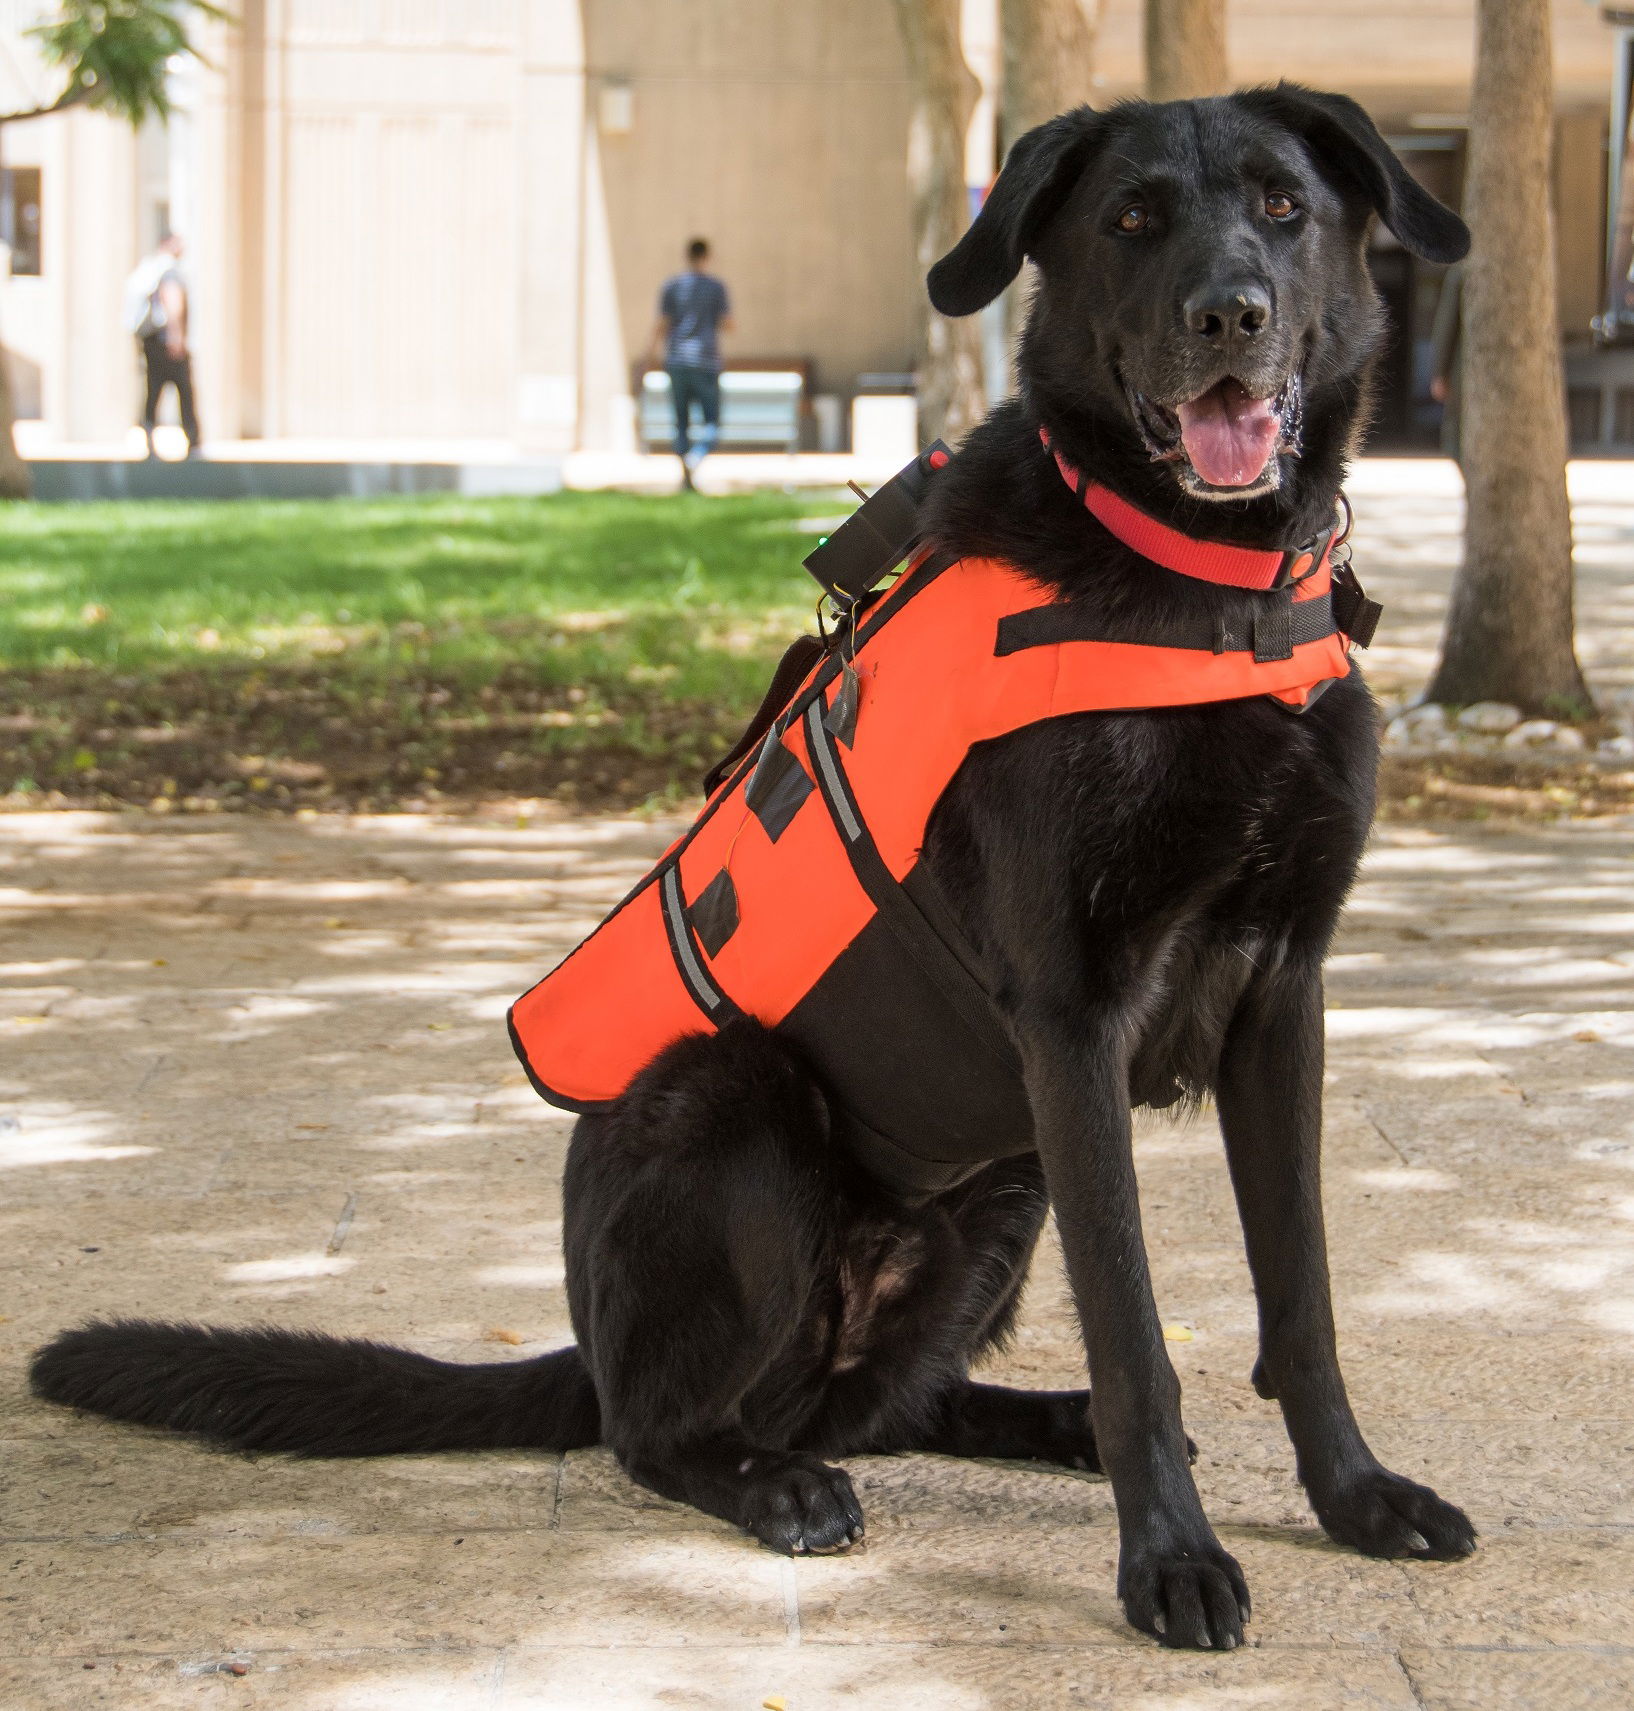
[1395,1539,1439,1649]
[3,1641,1563,1662]
[1389,1650,1431,1711]
[4,1646,512,1664]
[0,1524,569,1544]
[7,1519,1632,1548]
[1401,1644,1634,1654]
[1186,1412,1634,1425]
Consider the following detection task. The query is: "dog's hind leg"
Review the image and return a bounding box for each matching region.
[562,1021,865,1555]
[794,1156,1104,1473]
[911,1380,1100,1468]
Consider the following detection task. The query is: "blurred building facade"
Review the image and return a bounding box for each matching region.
[0,0,1621,454]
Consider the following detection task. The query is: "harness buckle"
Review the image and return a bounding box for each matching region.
[1272,521,1334,590]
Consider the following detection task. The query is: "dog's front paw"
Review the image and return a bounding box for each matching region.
[740,1452,865,1556]
[1311,1467,1476,1561]
[1119,1542,1249,1650]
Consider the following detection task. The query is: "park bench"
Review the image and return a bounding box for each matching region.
[638,362,809,453]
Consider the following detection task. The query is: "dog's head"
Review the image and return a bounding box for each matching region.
[929,85,1468,502]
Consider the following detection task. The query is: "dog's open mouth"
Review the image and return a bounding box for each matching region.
[1129,373,1303,496]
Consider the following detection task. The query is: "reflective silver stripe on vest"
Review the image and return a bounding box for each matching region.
[805,701,862,843]
[661,866,724,1012]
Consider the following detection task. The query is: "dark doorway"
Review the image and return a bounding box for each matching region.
[1365,244,1421,449]
[1360,134,1466,454]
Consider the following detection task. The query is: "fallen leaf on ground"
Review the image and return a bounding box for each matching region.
[1576,1030,1603,1043]
[484,1328,525,1346]
[1162,1324,1194,1343]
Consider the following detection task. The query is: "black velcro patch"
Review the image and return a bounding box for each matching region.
[687,869,740,958]
[825,664,860,747]
[744,732,814,842]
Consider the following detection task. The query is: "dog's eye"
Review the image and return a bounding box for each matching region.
[1115,205,1149,234]
[1265,192,1299,221]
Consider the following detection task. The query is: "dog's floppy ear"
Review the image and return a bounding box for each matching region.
[927,108,1104,317]
[1240,83,1469,264]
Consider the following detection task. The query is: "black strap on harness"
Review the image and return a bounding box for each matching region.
[996,555,1382,663]
[703,634,826,797]
[702,443,954,795]
[995,587,1344,660]
[1330,561,1382,649]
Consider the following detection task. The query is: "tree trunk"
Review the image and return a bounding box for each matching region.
[1144,0,1227,101]
[1003,0,1098,140]
[893,0,987,447]
[0,336,32,500]
[1001,0,1099,363]
[0,126,34,499]
[1424,0,1590,715]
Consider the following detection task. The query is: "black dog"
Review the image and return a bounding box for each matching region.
[32,86,1476,1650]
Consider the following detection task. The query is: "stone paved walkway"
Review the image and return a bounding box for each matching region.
[2,802,1632,1709]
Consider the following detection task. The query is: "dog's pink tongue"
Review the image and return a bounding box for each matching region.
[1175,381,1281,488]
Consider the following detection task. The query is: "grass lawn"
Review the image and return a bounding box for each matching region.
[3,487,1623,824]
[0,490,842,811]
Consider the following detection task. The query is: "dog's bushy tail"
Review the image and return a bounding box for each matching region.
[29,1320,600,1457]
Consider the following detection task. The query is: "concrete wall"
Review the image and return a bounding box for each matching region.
[232,0,526,441]
[0,0,1622,450]
[582,0,916,410]
[0,10,142,443]
[210,0,917,449]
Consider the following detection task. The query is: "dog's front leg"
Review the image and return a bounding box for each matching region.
[1217,961,1476,1561]
[1020,1010,1249,1650]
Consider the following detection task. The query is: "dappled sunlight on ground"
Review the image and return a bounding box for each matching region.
[3,805,1633,1705]
[1343,461,1634,703]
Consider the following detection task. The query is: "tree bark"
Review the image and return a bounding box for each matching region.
[893,0,988,447]
[0,128,33,499]
[1000,0,1099,365]
[1003,0,1098,141]
[1144,0,1227,101]
[0,340,31,500]
[1424,0,1590,715]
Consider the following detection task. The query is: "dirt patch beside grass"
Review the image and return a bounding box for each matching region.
[7,659,1628,825]
[1377,752,1634,823]
[0,662,748,814]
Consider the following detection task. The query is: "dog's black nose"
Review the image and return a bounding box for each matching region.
[1183,284,1272,345]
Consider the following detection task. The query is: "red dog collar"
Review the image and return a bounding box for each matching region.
[1039,426,1335,591]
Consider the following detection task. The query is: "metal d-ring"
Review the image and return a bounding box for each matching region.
[1331,491,1354,568]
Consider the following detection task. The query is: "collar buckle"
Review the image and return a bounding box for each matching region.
[1273,522,1334,590]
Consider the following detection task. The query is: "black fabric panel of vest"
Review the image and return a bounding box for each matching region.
[776,874,1036,1202]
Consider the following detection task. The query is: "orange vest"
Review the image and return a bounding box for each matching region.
[509,479,1370,1194]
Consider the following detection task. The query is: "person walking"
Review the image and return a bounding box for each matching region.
[648,238,731,491]
[122,232,201,459]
